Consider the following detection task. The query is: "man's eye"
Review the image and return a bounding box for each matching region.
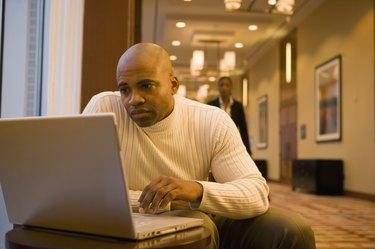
[142,83,153,89]
[119,88,130,94]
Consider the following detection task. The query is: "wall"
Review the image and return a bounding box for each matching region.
[248,45,280,180]
[247,0,375,195]
[297,0,374,194]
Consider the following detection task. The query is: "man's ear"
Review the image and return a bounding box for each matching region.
[170,76,179,94]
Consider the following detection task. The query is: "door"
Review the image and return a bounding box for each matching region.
[280,100,297,184]
[279,30,297,184]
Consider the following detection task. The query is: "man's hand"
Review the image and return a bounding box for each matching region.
[138,176,203,214]
[171,200,192,210]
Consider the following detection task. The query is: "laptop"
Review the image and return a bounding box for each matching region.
[0,113,203,240]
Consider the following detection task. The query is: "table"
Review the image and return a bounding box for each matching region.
[5,226,211,249]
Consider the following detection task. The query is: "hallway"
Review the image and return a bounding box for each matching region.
[269,182,375,248]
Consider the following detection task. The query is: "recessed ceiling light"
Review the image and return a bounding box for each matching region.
[176,22,186,28]
[224,0,242,10]
[172,40,181,46]
[183,0,192,2]
[169,55,177,61]
[234,42,244,48]
[268,0,277,5]
[248,25,258,31]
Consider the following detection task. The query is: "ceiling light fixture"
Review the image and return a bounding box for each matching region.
[242,78,248,106]
[224,0,242,10]
[248,25,258,31]
[268,0,277,5]
[285,42,292,83]
[220,51,236,72]
[275,0,295,14]
[177,85,186,97]
[176,22,186,28]
[190,50,205,76]
[190,40,237,77]
[171,40,181,46]
[234,42,244,48]
[190,49,236,77]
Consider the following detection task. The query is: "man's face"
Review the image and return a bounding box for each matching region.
[218,78,232,99]
[117,60,177,127]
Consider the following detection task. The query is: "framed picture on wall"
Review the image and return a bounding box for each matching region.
[315,55,342,142]
[256,95,268,149]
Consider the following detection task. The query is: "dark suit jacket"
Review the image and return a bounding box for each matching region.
[207,98,252,155]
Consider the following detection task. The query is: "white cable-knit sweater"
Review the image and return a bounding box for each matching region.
[83,92,269,219]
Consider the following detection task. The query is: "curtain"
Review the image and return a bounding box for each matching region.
[46,0,84,115]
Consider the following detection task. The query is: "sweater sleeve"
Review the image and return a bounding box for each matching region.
[82,91,120,114]
[197,112,269,219]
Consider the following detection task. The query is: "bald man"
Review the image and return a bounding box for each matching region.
[83,43,316,249]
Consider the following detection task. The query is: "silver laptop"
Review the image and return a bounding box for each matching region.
[0,113,203,240]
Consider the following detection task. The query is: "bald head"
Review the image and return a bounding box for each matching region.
[117,43,174,78]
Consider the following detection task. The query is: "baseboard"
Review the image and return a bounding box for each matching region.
[267,179,375,202]
[267,179,278,183]
[345,190,375,202]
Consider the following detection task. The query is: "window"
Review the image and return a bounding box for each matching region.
[1,0,46,117]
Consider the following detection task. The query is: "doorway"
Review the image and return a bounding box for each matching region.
[279,30,297,184]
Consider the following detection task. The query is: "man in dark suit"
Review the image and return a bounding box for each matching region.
[207,76,252,155]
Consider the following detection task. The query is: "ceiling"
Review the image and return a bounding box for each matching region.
[141,0,326,89]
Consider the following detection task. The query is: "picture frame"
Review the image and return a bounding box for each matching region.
[315,55,341,142]
[256,95,268,149]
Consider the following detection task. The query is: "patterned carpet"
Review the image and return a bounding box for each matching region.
[268,182,375,249]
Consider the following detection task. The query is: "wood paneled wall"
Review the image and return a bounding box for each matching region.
[80,0,141,111]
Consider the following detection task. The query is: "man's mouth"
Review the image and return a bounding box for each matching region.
[130,109,151,119]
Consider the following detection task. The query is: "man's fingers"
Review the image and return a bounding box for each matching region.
[138,177,163,203]
[138,176,203,213]
[159,189,178,209]
[138,177,176,212]
[149,186,175,212]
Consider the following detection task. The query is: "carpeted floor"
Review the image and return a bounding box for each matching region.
[268,182,375,249]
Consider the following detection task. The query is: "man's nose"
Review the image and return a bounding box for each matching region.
[129,91,145,105]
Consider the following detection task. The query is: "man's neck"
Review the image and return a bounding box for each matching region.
[218,96,233,115]
[220,96,232,104]
[222,97,230,104]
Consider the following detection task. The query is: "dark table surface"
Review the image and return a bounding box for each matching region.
[5,225,211,249]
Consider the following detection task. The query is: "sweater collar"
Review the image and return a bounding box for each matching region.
[141,96,178,133]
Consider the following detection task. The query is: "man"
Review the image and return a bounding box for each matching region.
[207,76,252,155]
[83,43,315,249]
